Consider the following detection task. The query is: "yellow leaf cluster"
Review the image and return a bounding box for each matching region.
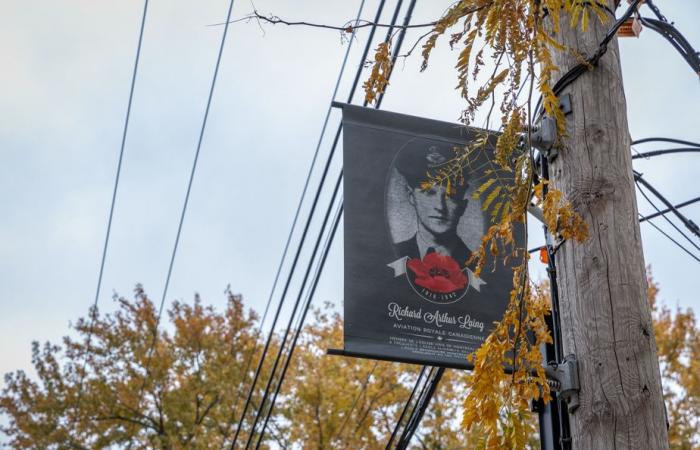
[360,0,613,444]
[538,184,589,242]
[462,265,552,449]
[362,41,392,105]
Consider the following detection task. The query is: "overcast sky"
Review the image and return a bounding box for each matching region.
[1,0,699,430]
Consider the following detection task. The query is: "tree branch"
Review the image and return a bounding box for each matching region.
[208,10,438,32]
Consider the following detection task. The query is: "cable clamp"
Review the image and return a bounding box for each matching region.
[529,94,572,162]
[546,354,580,413]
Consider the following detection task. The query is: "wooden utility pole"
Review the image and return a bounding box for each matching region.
[546,3,669,449]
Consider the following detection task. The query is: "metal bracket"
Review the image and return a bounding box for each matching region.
[546,354,580,413]
[559,93,573,115]
[530,116,558,161]
[529,93,572,162]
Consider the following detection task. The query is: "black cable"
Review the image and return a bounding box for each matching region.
[395,367,445,449]
[251,2,419,443]
[644,0,667,23]
[530,194,700,251]
[634,171,700,239]
[244,170,344,449]
[385,367,427,450]
[125,0,236,446]
[638,16,700,76]
[534,0,643,119]
[639,213,700,263]
[400,366,434,429]
[74,0,149,416]
[253,200,345,449]
[376,0,419,108]
[224,0,368,436]
[631,148,700,159]
[635,181,700,253]
[227,0,391,446]
[540,155,572,450]
[247,1,417,445]
[639,196,700,222]
[632,137,700,147]
[333,361,380,446]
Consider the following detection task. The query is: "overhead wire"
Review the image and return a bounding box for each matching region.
[227,0,392,446]
[254,198,345,449]
[639,196,700,223]
[224,0,368,436]
[245,0,419,445]
[125,0,237,445]
[631,148,700,159]
[244,167,344,449]
[332,361,380,446]
[385,367,427,450]
[257,0,420,442]
[632,137,700,147]
[634,171,700,239]
[74,0,149,417]
[395,367,445,449]
[533,0,643,119]
[637,4,700,78]
[638,212,700,263]
[635,181,700,253]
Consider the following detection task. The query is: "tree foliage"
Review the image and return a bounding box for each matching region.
[1,272,696,448]
[648,273,700,449]
[0,290,429,449]
[361,1,604,446]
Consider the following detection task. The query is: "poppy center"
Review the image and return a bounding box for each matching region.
[428,267,450,278]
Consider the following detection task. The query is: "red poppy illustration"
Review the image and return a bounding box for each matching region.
[406,252,468,294]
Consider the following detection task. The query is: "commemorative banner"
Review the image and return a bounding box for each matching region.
[341,104,523,369]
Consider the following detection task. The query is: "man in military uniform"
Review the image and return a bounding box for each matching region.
[393,142,472,265]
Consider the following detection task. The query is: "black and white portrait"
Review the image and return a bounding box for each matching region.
[386,138,485,264]
[384,138,486,304]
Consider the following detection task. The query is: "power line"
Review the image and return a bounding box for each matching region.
[249,2,420,445]
[636,181,700,254]
[224,0,368,437]
[634,171,700,239]
[74,0,149,416]
[244,169,344,449]
[632,137,700,147]
[395,367,445,449]
[246,0,415,443]
[227,0,391,446]
[534,0,643,118]
[639,213,700,263]
[385,367,427,450]
[254,199,345,449]
[638,0,700,77]
[333,361,379,445]
[631,147,700,159]
[126,0,237,445]
[639,196,700,222]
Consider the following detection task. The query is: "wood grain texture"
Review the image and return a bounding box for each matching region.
[546,3,669,449]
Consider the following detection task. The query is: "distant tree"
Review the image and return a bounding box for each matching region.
[2,273,696,449]
[0,287,277,449]
[647,272,700,449]
[0,290,420,449]
[278,307,414,449]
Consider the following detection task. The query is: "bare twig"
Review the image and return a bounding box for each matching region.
[208,10,438,31]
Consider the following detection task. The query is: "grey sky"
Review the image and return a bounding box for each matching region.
[1,0,698,423]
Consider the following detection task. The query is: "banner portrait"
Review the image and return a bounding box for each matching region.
[341,104,524,369]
